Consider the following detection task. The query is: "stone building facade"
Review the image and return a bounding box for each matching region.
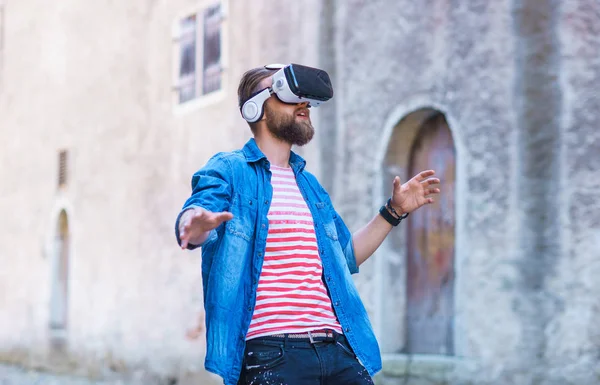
[0,0,598,384]
[324,1,600,384]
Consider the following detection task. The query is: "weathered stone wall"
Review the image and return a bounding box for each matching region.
[1,0,598,384]
[511,0,563,383]
[543,1,600,384]
[331,0,600,384]
[0,0,323,382]
[333,1,519,382]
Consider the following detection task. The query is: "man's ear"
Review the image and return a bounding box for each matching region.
[260,100,270,121]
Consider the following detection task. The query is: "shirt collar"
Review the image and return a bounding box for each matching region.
[242,138,306,173]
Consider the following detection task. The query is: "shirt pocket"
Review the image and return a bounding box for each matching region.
[225,192,257,242]
[315,202,339,241]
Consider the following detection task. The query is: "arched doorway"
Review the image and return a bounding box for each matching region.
[50,210,69,330]
[405,113,456,355]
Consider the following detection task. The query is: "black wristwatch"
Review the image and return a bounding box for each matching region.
[379,198,409,226]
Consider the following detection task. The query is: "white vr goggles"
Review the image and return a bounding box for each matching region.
[241,63,334,123]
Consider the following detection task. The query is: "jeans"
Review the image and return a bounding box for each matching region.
[238,332,374,385]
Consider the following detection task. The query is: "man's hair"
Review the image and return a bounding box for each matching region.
[237,67,277,109]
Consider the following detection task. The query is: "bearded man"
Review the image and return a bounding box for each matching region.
[175,64,440,385]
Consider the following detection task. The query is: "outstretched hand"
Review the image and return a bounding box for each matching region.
[390,170,440,215]
[179,207,233,249]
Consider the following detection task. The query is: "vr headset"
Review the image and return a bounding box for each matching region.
[241,63,334,123]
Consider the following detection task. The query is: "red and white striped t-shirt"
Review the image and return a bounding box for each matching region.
[246,165,342,340]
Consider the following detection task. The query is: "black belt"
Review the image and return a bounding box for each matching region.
[266,329,337,344]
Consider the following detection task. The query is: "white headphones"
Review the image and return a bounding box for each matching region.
[240,63,332,122]
[241,88,273,123]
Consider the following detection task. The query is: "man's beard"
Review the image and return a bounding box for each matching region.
[264,104,315,146]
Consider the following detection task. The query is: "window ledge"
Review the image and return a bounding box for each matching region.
[380,354,474,381]
[173,88,226,116]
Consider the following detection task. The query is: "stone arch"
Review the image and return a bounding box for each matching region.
[49,209,70,330]
[372,103,466,356]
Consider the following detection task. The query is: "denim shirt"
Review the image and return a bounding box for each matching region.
[175,139,381,385]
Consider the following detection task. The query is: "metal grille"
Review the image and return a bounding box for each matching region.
[58,150,68,187]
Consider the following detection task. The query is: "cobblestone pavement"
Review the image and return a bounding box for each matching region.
[0,365,135,385]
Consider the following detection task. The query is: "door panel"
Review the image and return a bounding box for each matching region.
[406,114,456,355]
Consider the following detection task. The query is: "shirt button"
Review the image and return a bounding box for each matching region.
[326,276,331,281]
[334,302,339,306]
[345,328,351,333]
[249,200,253,205]
[261,224,266,228]
[247,306,252,311]
[258,252,263,257]
[264,200,269,205]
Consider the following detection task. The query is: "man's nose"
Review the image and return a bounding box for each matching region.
[297,101,309,108]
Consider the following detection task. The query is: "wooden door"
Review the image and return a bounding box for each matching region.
[405,114,456,355]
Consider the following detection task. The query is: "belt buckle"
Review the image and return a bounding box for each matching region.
[308,331,316,344]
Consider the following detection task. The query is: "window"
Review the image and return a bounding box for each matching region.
[405,113,456,355]
[174,3,224,104]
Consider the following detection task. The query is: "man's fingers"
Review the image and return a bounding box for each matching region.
[425,188,441,196]
[416,170,435,182]
[179,208,200,236]
[183,210,233,237]
[424,178,440,186]
[188,209,209,228]
[193,209,207,220]
[215,212,234,223]
[179,219,190,237]
[180,235,189,250]
[182,220,194,235]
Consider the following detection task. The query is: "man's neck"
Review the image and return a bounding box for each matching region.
[254,133,292,168]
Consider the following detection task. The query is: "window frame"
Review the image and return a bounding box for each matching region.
[171,0,229,113]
